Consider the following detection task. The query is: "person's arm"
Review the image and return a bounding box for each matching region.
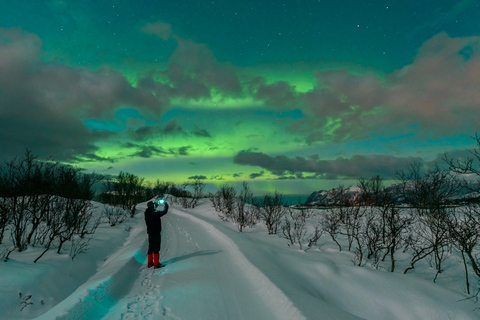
[158,202,168,217]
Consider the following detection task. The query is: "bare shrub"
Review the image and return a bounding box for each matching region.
[398,164,459,281]
[210,184,237,221]
[448,205,480,294]
[320,208,343,251]
[69,235,93,260]
[258,191,286,235]
[232,182,256,232]
[281,207,309,249]
[102,204,129,226]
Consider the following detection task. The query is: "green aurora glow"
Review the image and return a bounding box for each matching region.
[1,0,480,195]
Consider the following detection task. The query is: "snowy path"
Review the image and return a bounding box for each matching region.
[110,207,305,320]
[37,206,306,320]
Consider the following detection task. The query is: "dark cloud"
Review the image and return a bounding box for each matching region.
[132,120,188,141]
[128,144,191,158]
[0,28,161,163]
[177,146,191,156]
[134,126,154,140]
[188,175,207,180]
[133,146,166,158]
[162,120,184,135]
[255,80,298,110]
[79,153,116,163]
[249,171,265,179]
[193,126,212,137]
[132,121,210,142]
[234,150,423,180]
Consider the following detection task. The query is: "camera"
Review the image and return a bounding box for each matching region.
[153,197,165,210]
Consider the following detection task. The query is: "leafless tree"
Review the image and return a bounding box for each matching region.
[448,205,480,294]
[320,208,343,251]
[398,163,459,281]
[69,234,93,261]
[362,210,384,267]
[444,133,480,185]
[100,171,145,216]
[329,185,366,253]
[0,150,43,251]
[33,196,99,263]
[306,220,323,250]
[281,207,309,249]
[443,135,480,293]
[102,204,129,226]
[210,184,237,220]
[187,178,206,208]
[153,180,174,195]
[0,150,102,260]
[232,182,256,232]
[358,175,384,206]
[258,191,286,235]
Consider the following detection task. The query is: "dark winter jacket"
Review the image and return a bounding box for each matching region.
[144,202,169,235]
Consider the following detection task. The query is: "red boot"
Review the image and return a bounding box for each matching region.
[147,254,154,268]
[153,253,164,269]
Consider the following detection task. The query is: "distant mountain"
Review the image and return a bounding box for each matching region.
[305,186,361,206]
[305,184,480,206]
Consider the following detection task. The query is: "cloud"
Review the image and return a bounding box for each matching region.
[288,32,480,144]
[131,120,185,141]
[138,36,239,102]
[131,121,211,142]
[255,80,298,110]
[128,144,191,158]
[132,145,166,158]
[79,152,116,163]
[193,126,212,137]
[162,37,242,99]
[384,32,480,136]
[0,27,161,163]
[234,150,422,180]
[249,171,265,179]
[188,175,207,180]
[141,21,173,40]
[177,146,191,156]
[162,119,184,135]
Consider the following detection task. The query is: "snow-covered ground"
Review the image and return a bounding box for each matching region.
[1,199,478,319]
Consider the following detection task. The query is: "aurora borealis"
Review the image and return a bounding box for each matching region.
[1,1,480,195]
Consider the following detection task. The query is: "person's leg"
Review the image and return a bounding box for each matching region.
[147,235,154,267]
[152,235,162,267]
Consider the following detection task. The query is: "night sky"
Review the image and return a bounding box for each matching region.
[1,0,480,195]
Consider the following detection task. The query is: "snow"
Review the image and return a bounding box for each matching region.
[1,199,478,320]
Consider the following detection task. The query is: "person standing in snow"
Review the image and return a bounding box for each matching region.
[144,199,169,268]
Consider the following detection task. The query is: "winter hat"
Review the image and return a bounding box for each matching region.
[147,201,155,208]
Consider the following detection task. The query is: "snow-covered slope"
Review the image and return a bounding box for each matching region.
[1,200,478,319]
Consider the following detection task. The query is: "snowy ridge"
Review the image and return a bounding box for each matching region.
[173,208,305,320]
